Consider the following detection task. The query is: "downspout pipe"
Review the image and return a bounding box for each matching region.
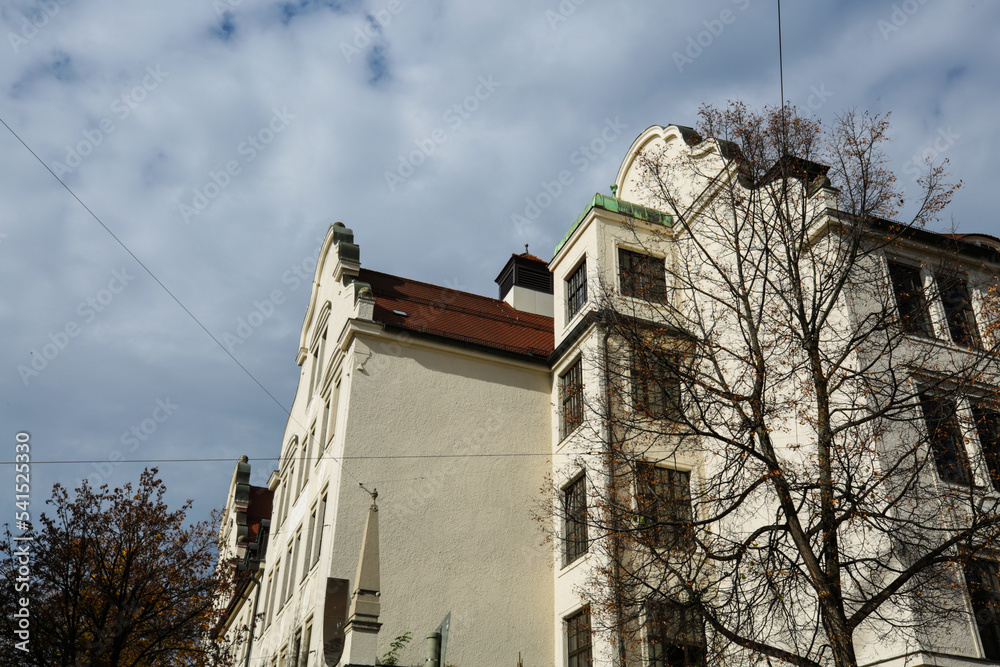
[244,570,263,667]
[425,631,441,667]
[601,320,628,667]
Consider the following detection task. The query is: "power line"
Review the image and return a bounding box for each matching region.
[0,112,368,492]
[0,452,577,466]
[0,113,291,417]
[777,0,785,108]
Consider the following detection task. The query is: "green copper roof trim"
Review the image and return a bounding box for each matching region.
[553,193,673,255]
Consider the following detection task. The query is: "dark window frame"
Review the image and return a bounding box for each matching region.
[566,259,588,321]
[560,359,584,441]
[646,600,706,667]
[636,463,694,551]
[918,392,973,485]
[619,247,667,301]
[563,475,588,566]
[973,403,1000,493]
[965,558,1000,660]
[631,345,683,421]
[938,273,981,348]
[566,607,593,667]
[887,260,934,337]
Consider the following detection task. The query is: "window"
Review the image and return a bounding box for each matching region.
[631,346,682,420]
[288,530,301,599]
[301,623,313,667]
[647,601,706,667]
[327,381,341,449]
[560,359,584,440]
[304,505,317,576]
[281,543,293,606]
[313,493,327,566]
[566,259,588,321]
[563,476,588,566]
[887,260,933,337]
[566,607,593,667]
[309,343,320,395]
[263,572,274,627]
[918,393,972,485]
[965,559,1000,660]
[973,404,1000,493]
[620,248,667,301]
[280,476,290,528]
[938,274,980,348]
[300,433,311,491]
[291,630,302,667]
[636,463,693,550]
[268,562,280,619]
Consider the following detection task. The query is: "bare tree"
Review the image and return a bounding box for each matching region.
[549,103,1000,667]
[0,468,242,667]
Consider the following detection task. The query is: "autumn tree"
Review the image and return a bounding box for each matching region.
[0,468,241,666]
[551,104,1000,667]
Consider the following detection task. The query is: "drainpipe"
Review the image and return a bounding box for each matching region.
[424,631,441,667]
[602,320,628,667]
[244,570,263,667]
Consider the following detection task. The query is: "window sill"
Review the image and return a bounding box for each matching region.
[559,551,591,576]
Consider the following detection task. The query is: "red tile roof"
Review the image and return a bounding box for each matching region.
[517,252,548,263]
[359,268,554,360]
[246,486,273,546]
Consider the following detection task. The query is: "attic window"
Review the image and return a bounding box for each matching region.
[392,310,408,317]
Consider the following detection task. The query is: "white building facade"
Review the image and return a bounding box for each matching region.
[218,124,1000,667]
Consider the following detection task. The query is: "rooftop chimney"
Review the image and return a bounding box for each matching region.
[495,252,554,317]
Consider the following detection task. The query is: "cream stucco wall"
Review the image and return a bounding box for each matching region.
[246,224,554,667]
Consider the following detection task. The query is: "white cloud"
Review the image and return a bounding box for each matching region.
[2,0,999,522]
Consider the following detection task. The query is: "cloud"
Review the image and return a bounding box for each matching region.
[1,0,999,525]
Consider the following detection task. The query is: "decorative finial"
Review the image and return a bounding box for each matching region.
[525,244,529,254]
[610,184,618,196]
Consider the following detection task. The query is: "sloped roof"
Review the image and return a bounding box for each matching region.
[246,485,273,547]
[359,268,554,361]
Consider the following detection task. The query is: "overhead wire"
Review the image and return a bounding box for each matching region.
[0,112,370,489]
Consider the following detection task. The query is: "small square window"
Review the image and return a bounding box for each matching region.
[631,346,683,420]
[620,248,667,301]
[636,464,693,550]
[566,260,588,321]
[647,600,705,667]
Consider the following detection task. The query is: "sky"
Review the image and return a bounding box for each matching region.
[2,0,999,528]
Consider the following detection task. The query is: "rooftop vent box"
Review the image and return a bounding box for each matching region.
[495,252,554,318]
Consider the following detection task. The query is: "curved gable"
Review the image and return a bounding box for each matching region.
[614,123,733,217]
